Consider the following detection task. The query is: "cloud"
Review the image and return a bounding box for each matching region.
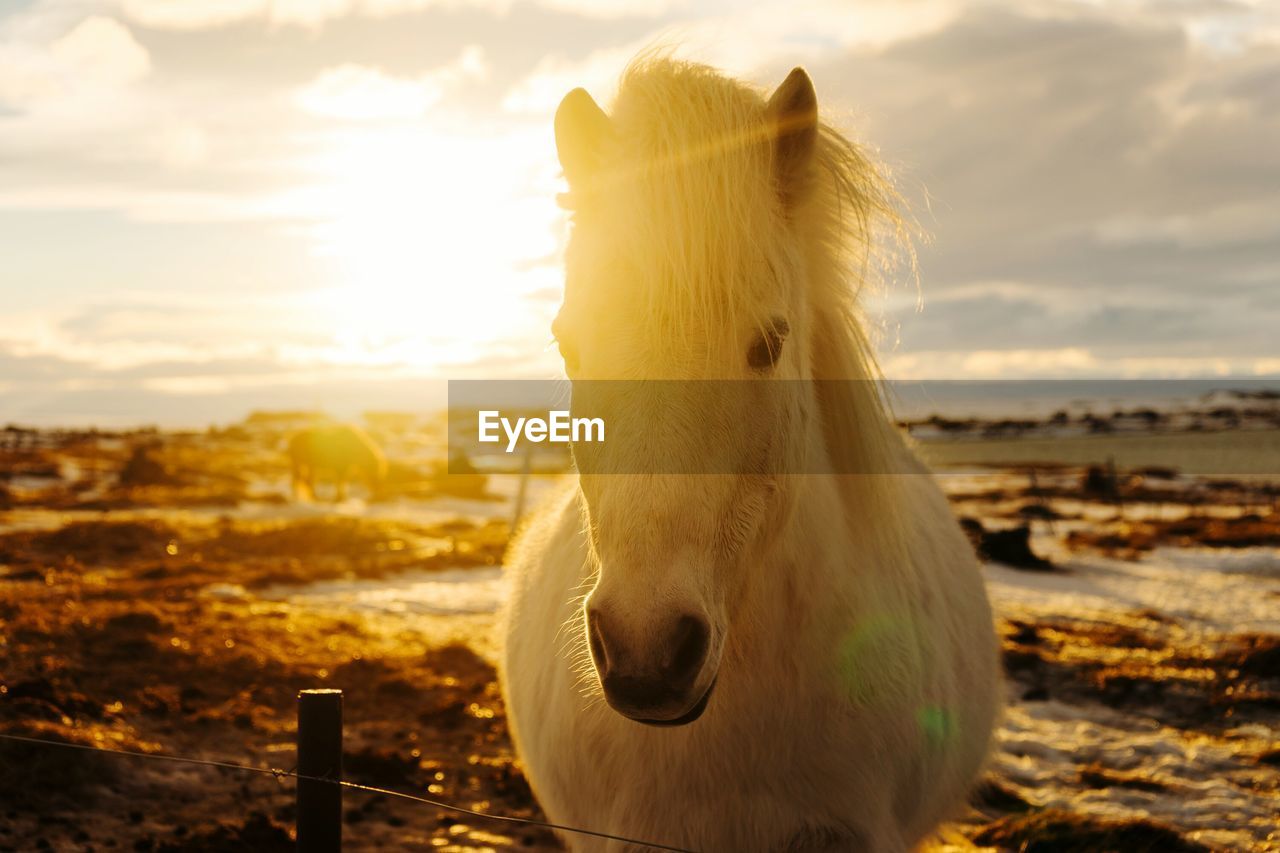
[154,122,211,168]
[3,0,1279,410]
[119,0,517,31]
[50,15,149,84]
[498,1,962,116]
[118,0,674,31]
[0,15,149,107]
[536,0,682,19]
[0,338,454,426]
[119,0,356,30]
[881,348,1280,380]
[1090,199,1280,250]
[296,46,486,120]
[119,0,268,30]
[787,2,1280,372]
[501,41,642,114]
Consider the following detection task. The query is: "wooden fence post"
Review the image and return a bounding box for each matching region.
[297,688,343,853]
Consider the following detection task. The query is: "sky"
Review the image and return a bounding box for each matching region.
[1,0,1277,425]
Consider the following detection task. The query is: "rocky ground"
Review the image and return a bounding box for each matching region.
[1,420,1277,851]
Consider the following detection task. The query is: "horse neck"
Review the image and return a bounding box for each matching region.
[733,484,885,648]
[728,389,914,663]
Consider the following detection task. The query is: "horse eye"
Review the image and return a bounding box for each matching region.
[747,319,789,371]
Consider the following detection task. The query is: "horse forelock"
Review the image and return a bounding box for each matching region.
[567,54,912,448]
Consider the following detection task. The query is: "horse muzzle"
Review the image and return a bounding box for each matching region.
[588,607,719,726]
[621,675,717,727]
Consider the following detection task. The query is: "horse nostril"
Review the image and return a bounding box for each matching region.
[587,608,610,678]
[667,614,710,683]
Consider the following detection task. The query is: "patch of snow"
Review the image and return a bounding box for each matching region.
[993,697,1277,850]
[201,582,249,601]
[1155,546,1280,578]
[6,475,61,491]
[985,550,1280,634]
[264,567,508,616]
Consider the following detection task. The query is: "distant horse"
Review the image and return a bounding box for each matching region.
[500,58,999,851]
[288,424,386,501]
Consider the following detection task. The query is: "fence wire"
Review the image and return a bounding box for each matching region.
[0,732,697,853]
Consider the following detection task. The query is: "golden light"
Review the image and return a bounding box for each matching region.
[293,121,564,372]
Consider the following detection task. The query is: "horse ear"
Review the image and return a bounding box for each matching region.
[555,87,611,188]
[766,67,818,207]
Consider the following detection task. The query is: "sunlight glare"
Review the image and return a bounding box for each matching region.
[298,124,562,372]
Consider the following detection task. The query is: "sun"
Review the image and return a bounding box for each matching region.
[297,123,564,373]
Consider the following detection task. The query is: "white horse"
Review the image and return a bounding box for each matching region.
[500,57,999,852]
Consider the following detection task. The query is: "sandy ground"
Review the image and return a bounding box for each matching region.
[1,423,1277,851]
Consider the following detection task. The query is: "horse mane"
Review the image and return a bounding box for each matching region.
[581,56,781,339]
[801,123,914,478]
[581,55,913,478]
